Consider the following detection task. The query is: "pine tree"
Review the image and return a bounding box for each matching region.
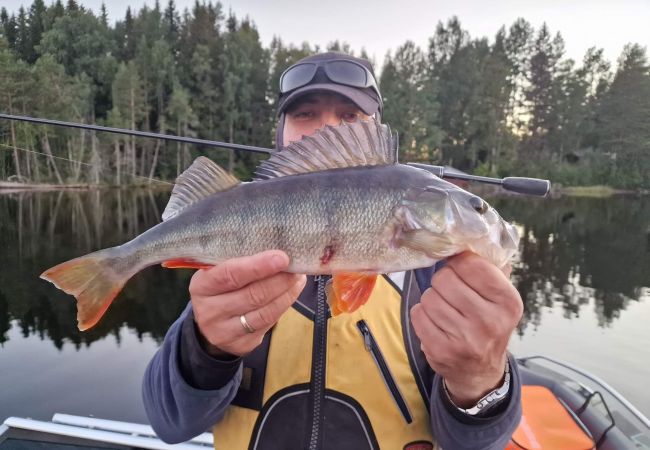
[38,7,117,117]
[166,82,197,176]
[524,24,565,154]
[163,0,180,55]
[504,18,533,135]
[27,0,47,63]
[66,0,79,13]
[16,7,29,61]
[598,44,650,188]
[381,42,442,163]
[46,0,65,29]
[111,61,147,178]
[1,9,18,52]
[578,47,611,150]
[0,37,30,179]
[100,2,108,26]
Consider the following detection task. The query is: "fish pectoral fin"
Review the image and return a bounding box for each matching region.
[398,229,457,258]
[327,273,378,316]
[398,229,434,252]
[161,258,214,270]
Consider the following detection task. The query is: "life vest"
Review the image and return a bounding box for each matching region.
[211,272,438,450]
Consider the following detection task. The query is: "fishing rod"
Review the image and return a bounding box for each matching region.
[407,163,550,197]
[0,113,550,196]
[0,113,274,155]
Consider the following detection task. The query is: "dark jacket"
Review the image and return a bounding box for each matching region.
[142,268,522,449]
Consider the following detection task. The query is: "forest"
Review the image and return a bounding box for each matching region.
[1,0,649,189]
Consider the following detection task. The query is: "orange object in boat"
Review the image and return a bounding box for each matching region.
[506,385,595,449]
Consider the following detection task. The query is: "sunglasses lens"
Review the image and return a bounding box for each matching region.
[325,61,368,87]
[280,64,317,93]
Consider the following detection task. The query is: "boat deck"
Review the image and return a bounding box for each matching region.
[0,415,213,450]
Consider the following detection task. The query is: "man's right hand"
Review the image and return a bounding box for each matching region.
[189,250,307,357]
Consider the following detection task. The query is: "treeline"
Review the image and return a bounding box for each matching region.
[0,1,649,188]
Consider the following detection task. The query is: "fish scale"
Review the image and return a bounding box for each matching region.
[40,118,518,330]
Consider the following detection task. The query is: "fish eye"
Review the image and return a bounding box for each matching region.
[469,196,488,214]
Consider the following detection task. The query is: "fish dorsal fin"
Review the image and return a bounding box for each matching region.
[255,117,397,180]
[162,156,240,221]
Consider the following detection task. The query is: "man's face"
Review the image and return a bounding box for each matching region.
[282,92,371,145]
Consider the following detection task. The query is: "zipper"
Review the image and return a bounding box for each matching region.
[308,275,329,450]
[357,319,413,424]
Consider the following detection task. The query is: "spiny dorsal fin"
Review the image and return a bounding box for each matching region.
[255,117,397,180]
[162,156,240,221]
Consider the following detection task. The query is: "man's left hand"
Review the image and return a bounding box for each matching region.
[410,252,523,407]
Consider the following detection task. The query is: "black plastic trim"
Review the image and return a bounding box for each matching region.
[401,270,433,411]
[357,319,413,424]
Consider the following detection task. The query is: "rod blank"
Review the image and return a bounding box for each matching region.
[0,113,275,154]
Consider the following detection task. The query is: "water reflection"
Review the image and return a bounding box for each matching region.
[488,195,650,334]
[0,189,191,349]
[0,191,648,348]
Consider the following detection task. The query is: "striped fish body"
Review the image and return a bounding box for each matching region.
[123,164,438,276]
[41,118,519,330]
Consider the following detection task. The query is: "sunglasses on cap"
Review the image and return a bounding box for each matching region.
[279,59,380,96]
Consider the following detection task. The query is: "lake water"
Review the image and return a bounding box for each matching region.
[0,189,648,424]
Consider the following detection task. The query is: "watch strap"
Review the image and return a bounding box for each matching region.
[443,360,511,416]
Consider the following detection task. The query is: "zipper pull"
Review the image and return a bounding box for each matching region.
[357,320,372,351]
[314,275,331,283]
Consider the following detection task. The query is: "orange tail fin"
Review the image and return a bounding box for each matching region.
[40,250,129,331]
[326,273,378,316]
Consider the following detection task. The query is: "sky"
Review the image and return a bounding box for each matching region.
[3,0,650,71]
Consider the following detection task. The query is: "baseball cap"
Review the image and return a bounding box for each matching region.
[277,52,383,117]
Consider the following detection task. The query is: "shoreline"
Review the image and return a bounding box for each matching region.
[0,181,171,193]
[0,181,647,197]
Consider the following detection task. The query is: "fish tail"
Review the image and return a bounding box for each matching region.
[40,249,130,331]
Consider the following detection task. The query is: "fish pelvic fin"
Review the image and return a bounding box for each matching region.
[40,250,129,331]
[161,258,214,270]
[255,118,397,180]
[326,273,378,316]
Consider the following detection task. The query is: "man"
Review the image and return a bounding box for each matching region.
[142,52,523,449]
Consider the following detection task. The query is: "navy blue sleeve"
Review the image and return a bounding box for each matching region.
[429,353,522,449]
[416,264,522,447]
[178,307,242,390]
[142,303,242,444]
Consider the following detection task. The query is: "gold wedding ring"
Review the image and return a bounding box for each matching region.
[240,314,256,334]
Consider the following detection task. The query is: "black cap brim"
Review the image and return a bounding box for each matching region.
[277,83,381,117]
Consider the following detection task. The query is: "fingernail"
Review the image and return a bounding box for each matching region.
[271,254,287,270]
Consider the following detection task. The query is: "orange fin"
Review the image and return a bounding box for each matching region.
[161,259,214,270]
[327,273,378,316]
[41,249,129,331]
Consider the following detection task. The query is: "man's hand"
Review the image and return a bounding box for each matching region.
[410,252,523,407]
[189,250,307,357]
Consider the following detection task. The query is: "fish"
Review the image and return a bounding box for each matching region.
[40,118,519,330]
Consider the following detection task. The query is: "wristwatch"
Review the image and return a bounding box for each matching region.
[442,361,511,416]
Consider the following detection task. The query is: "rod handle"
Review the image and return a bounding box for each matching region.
[502,177,551,197]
